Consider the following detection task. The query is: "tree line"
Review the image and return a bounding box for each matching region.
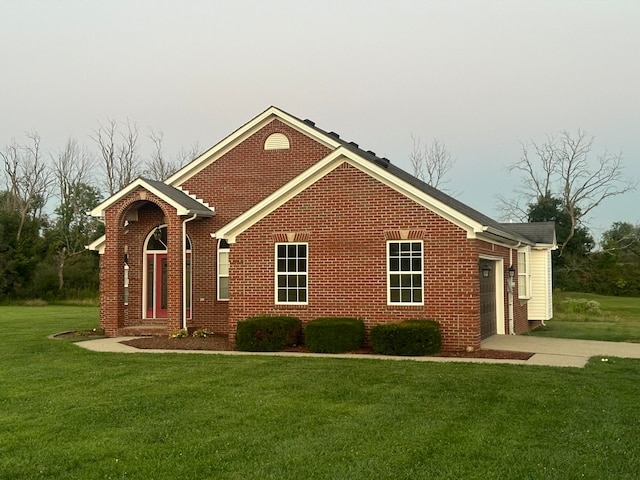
[412,130,639,296]
[1,124,638,302]
[0,120,199,301]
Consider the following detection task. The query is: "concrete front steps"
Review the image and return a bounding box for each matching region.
[119,325,168,337]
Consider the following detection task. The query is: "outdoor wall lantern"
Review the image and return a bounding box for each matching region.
[508,265,516,279]
[153,226,162,241]
[481,265,491,277]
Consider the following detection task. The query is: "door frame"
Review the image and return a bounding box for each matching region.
[479,256,505,336]
[142,225,192,320]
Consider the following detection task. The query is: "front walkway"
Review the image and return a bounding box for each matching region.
[75,335,640,368]
[482,335,640,367]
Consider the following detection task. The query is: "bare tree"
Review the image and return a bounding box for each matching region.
[91,119,141,195]
[145,130,200,181]
[409,134,455,190]
[51,138,100,289]
[174,141,200,169]
[500,130,638,254]
[0,131,52,240]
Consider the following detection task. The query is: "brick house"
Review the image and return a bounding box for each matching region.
[89,106,556,352]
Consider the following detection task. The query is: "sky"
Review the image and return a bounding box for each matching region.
[1,0,638,244]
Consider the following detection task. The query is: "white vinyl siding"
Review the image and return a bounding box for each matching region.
[528,248,554,321]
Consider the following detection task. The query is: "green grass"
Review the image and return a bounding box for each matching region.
[2,306,640,479]
[530,291,640,342]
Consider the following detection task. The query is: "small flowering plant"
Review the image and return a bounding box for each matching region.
[169,328,189,339]
[192,328,212,338]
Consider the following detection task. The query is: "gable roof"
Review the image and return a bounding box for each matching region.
[197,106,545,246]
[300,116,537,244]
[90,177,215,219]
[90,106,554,250]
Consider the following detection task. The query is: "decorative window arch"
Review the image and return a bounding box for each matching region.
[264,133,290,150]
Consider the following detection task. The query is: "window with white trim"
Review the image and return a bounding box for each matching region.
[517,247,531,299]
[276,243,307,304]
[218,239,230,301]
[387,241,423,304]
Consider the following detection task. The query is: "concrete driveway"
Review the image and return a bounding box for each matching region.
[482,335,640,367]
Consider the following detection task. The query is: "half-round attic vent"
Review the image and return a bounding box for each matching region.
[264,133,290,150]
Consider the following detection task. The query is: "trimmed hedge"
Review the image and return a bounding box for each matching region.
[304,317,365,353]
[370,320,441,356]
[236,316,302,352]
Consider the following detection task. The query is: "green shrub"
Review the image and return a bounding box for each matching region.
[370,320,441,356]
[236,316,302,352]
[560,297,602,315]
[304,317,365,353]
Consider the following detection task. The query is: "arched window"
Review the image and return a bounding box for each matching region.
[264,133,290,150]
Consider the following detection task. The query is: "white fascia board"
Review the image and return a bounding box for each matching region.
[86,235,105,254]
[532,243,558,250]
[215,147,485,243]
[90,178,149,218]
[167,106,342,187]
[90,178,213,218]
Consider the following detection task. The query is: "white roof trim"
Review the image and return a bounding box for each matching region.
[214,147,486,243]
[89,178,214,219]
[87,235,105,254]
[166,106,342,187]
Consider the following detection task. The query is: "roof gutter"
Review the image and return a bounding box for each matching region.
[481,226,533,246]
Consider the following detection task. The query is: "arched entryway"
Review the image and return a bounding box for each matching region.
[144,225,191,320]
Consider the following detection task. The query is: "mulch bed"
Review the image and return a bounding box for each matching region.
[120,335,534,360]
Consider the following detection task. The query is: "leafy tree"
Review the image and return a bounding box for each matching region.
[0,192,46,299]
[526,194,595,292]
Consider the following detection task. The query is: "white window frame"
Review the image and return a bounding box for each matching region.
[387,240,424,305]
[517,246,532,300]
[275,242,308,305]
[217,239,230,301]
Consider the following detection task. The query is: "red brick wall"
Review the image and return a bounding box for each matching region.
[99,120,330,336]
[100,190,184,335]
[180,119,332,228]
[98,118,531,348]
[227,162,483,351]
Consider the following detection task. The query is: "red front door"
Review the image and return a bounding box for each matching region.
[145,252,191,319]
[146,253,168,318]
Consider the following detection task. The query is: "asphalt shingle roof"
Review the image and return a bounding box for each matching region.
[297,113,550,246]
[142,177,214,216]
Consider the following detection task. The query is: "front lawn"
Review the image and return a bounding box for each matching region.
[530,292,640,342]
[1,305,640,479]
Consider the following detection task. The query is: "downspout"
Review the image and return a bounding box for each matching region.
[182,214,198,330]
[507,274,515,335]
[507,244,521,335]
